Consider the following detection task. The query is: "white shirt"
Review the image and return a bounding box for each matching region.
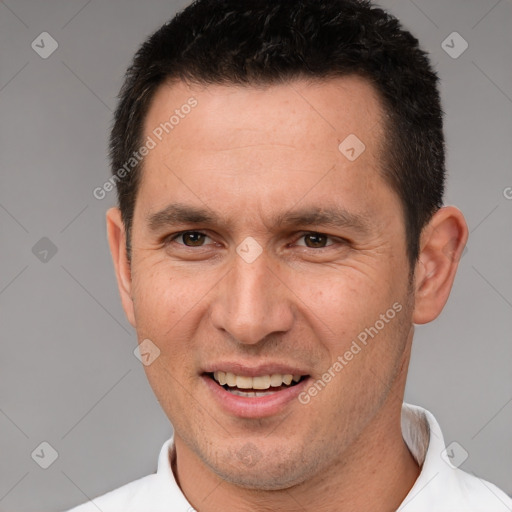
[66,403,512,511]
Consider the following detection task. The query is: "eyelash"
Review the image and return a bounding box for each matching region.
[165,231,345,250]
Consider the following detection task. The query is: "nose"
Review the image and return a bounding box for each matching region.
[209,248,294,345]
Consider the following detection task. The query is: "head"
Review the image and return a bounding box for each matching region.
[111,0,446,269]
[107,0,467,494]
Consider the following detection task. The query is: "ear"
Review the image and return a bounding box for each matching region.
[106,207,136,328]
[412,206,468,324]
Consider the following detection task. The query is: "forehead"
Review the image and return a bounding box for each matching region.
[137,75,393,225]
[144,74,385,151]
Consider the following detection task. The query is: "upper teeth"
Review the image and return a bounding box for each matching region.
[213,371,302,389]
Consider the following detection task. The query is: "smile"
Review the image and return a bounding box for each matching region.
[206,371,308,398]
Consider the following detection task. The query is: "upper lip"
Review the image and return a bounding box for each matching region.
[202,362,310,377]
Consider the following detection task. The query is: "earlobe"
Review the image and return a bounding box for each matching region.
[106,207,136,328]
[412,206,468,325]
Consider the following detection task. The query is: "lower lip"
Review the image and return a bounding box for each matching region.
[201,375,311,419]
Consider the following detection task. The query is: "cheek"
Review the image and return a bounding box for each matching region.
[132,263,197,328]
[294,266,408,388]
[130,262,213,367]
[292,266,393,331]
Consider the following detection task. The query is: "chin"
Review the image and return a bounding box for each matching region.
[205,443,321,491]
[216,466,306,491]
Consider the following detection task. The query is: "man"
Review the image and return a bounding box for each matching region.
[67,0,511,510]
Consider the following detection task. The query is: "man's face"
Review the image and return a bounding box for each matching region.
[126,76,415,488]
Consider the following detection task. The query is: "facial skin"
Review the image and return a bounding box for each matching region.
[107,76,468,511]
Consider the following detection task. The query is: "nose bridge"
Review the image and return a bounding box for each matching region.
[210,250,293,344]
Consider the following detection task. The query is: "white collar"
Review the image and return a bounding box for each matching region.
[398,403,511,511]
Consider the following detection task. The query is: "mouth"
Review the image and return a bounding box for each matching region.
[205,371,309,397]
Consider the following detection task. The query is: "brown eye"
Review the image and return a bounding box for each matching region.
[172,231,210,247]
[303,233,329,248]
[295,232,338,249]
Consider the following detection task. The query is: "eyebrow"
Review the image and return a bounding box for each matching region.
[147,202,372,234]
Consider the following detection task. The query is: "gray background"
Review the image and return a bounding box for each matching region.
[0,0,511,510]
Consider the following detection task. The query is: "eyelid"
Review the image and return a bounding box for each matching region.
[293,231,340,247]
[166,230,214,246]
[165,230,346,249]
